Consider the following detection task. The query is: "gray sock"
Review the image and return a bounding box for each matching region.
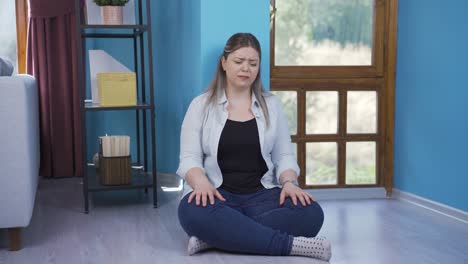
[290,236,332,261]
[187,236,212,255]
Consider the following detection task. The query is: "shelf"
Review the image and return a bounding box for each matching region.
[81,25,147,38]
[85,102,152,111]
[81,25,147,30]
[87,166,153,192]
[76,0,157,212]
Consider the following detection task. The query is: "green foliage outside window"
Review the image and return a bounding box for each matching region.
[275,0,373,65]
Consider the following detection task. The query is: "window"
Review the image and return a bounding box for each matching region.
[0,0,28,74]
[270,0,398,193]
[0,1,18,73]
[274,0,374,66]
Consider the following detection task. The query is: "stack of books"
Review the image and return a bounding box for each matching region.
[99,135,130,157]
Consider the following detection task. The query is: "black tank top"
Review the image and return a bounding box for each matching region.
[217,118,268,194]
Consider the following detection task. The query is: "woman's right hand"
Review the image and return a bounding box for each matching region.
[188,180,226,207]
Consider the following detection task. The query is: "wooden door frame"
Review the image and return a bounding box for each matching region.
[383,0,398,196]
[15,0,28,74]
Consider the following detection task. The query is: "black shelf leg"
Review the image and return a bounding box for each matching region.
[84,190,89,214]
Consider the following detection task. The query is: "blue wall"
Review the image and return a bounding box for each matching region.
[152,0,201,173]
[91,0,270,173]
[394,0,468,211]
[200,0,270,89]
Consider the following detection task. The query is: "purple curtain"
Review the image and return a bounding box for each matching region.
[27,0,83,178]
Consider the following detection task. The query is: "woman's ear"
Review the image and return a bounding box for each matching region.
[221,56,226,71]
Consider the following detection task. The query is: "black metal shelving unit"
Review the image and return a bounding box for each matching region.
[74,0,157,213]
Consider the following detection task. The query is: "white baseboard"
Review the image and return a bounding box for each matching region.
[392,189,468,224]
[306,187,387,200]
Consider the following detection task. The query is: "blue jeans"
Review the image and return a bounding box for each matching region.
[178,187,324,256]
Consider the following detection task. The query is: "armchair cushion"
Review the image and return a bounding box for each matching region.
[0,56,14,76]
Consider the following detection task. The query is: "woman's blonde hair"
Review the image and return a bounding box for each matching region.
[205,33,270,127]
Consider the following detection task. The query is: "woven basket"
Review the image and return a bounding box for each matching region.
[98,155,131,185]
[101,6,123,25]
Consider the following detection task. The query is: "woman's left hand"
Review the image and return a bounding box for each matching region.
[280,182,316,206]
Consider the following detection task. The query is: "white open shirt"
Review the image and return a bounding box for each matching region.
[177,91,300,198]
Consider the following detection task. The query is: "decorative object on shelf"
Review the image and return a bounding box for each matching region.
[97,135,131,185]
[97,72,136,106]
[99,135,130,157]
[89,50,133,104]
[93,0,130,25]
[85,0,136,25]
[98,155,132,185]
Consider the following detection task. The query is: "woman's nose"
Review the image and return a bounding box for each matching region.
[241,63,249,71]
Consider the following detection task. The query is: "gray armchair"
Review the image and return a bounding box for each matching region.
[0,74,40,251]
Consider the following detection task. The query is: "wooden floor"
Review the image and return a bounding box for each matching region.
[0,177,467,264]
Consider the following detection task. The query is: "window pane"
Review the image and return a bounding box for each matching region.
[347,91,377,133]
[272,91,297,135]
[306,91,338,134]
[306,142,337,185]
[346,142,376,184]
[275,0,374,66]
[0,1,18,73]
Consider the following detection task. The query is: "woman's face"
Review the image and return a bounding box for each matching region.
[222,46,260,91]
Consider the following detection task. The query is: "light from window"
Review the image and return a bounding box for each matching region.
[271,91,298,135]
[347,91,377,134]
[275,0,374,66]
[346,141,376,184]
[0,1,18,73]
[306,142,338,185]
[306,91,339,134]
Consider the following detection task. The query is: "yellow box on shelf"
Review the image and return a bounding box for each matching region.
[97,72,137,106]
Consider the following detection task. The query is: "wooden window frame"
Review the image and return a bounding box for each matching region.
[15,0,28,74]
[271,0,386,79]
[270,0,398,194]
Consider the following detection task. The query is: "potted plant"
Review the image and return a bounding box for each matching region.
[93,0,130,25]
